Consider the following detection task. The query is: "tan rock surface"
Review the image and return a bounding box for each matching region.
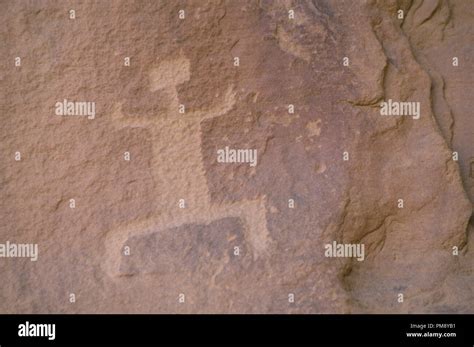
[0,0,472,313]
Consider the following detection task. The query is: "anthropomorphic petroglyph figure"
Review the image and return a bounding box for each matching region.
[105,56,270,276]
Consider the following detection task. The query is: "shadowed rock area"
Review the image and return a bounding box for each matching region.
[0,0,472,313]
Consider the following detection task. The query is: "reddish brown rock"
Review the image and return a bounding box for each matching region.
[0,0,472,313]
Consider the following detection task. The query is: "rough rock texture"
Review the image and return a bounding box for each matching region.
[0,0,472,313]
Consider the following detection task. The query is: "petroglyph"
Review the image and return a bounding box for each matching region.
[105,56,270,277]
[306,119,322,137]
[3,0,472,315]
[275,26,311,63]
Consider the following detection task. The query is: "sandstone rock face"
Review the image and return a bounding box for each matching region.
[0,0,472,313]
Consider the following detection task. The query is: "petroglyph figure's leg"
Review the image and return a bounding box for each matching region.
[103,196,270,277]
